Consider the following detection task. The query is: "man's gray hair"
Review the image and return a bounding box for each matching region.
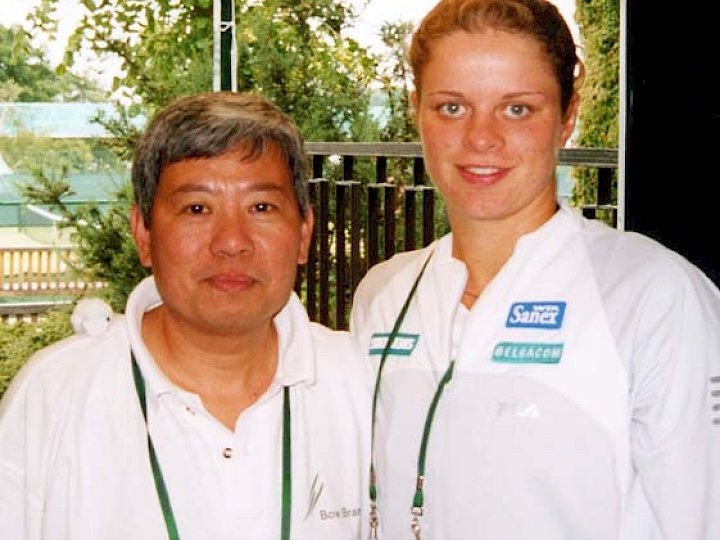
[131,91,309,226]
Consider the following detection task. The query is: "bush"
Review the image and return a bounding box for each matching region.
[0,307,74,399]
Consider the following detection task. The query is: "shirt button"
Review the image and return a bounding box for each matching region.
[222,447,234,459]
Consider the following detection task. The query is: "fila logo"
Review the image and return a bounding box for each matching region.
[506,301,566,329]
[496,401,540,419]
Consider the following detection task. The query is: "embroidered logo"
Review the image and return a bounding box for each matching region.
[492,341,564,364]
[304,474,324,520]
[304,474,362,522]
[369,332,419,356]
[506,301,566,329]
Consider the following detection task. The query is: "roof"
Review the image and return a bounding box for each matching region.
[0,102,144,138]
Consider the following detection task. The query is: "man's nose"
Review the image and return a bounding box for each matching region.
[209,212,254,257]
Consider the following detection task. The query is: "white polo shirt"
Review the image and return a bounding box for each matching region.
[350,204,720,540]
[0,276,371,540]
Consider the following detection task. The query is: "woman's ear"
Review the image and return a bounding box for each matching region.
[410,90,419,124]
[559,93,580,147]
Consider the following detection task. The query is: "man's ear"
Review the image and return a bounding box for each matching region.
[297,205,314,266]
[130,205,153,269]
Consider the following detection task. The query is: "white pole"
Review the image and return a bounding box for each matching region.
[617,0,627,231]
[213,0,221,91]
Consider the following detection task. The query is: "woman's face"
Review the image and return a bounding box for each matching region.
[413,29,578,227]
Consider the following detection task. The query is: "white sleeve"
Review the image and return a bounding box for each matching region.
[0,364,43,540]
[629,265,720,540]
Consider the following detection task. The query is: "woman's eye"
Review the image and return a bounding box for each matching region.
[439,102,465,117]
[506,104,530,117]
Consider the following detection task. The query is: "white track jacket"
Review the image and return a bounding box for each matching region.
[350,204,720,540]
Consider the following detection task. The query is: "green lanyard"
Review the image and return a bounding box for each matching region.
[131,354,292,540]
[368,251,456,540]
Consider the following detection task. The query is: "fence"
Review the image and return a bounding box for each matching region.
[0,246,105,295]
[1,143,618,329]
[298,143,618,329]
[0,300,72,324]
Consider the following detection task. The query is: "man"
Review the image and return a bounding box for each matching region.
[0,91,370,540]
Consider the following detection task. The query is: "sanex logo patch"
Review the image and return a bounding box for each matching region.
[506,301,566,329]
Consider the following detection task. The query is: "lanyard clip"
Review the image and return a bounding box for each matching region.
[369,500,379,540]
[411,505,423,540]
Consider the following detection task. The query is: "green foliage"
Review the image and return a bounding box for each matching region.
[17,0,406,318]
[30,0,381,143]
[19,176,149,314]
[0,24,108,102]
[376,21,417,144]
[572,0,620,223]
[236,0,379,141]
[0,307,74,399]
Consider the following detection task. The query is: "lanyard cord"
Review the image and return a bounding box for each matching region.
[411,359,455,538]
[131,354,292,540]
[369,251,449,540]
[281,385,292,540]
[132,355,180,540]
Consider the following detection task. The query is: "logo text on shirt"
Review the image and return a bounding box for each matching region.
[492,342,564,364]
[319,507,362,520]
[369,332,419,356]
[506,301,566,329]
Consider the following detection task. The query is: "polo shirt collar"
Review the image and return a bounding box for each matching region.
[125,276,316,400]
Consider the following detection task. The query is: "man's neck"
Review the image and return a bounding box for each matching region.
[140,307,280,429]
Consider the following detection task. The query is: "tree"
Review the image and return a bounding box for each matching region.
[18,0,391,311]
[375,21,416,144]
[571,0,620,223]
[0,24,108,102]
[30,0,381,141]
[0,23,115,175]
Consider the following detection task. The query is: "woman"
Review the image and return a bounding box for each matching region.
[350,1,720,539]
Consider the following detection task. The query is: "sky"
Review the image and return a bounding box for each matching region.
[3,0,577,85]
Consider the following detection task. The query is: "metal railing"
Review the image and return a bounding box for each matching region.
[1,143,618,329]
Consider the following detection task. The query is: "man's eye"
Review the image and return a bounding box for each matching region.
[254,202,272,212]
[186,204,206,214]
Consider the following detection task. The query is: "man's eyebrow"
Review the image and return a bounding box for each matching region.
[169,181,291,195]
[170,183,215,194]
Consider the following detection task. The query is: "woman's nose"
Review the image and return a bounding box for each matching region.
[463,112,503,152]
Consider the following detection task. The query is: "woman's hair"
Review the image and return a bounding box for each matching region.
[410,0,584,115]
[131,91,309,226]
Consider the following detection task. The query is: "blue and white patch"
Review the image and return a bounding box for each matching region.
[492,341,564,364]
[506,301,566,329]
[369,332,419,356]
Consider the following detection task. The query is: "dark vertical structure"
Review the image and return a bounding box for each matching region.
[624,3,720,285]
[220,0,234,91]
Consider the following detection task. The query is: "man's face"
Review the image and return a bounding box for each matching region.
[132,143,313,338]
